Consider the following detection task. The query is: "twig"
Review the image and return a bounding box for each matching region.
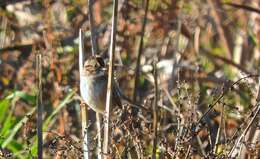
[194,27,200,54]
[228,102,260,157]
[133,0,149,103]
[222,104,227,144]
[222,105,258,152]
[214,103,224,154]
[196,75,259,126]
[172,24,182,152]
[36,52,43,159]
[103,0,118,157]
[184,145,191,159]
[223,2,260,14]
[207,125,213,152]
[202,48,251,74]
[228,83,260,157]
[79,29,89,159]
[88,0,99,56]
[152,61,158,159]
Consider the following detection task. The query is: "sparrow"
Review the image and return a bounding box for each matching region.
[80,56,122,114]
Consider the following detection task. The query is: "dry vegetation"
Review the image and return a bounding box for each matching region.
[0,0,259,158]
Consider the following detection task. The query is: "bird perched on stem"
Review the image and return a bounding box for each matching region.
[80,56,122,114]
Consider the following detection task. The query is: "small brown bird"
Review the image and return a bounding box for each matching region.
[80,56,122,114]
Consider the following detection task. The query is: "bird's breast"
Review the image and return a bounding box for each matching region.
[80,75,107,113]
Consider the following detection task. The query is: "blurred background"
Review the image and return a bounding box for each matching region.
[0,0,259,158]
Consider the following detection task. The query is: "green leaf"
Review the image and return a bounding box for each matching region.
[6,91,36,105]
[7,140,23,152]
[0,99,10,123]
[0,113,14,139]
[43,89,76,129]
[1,107,36,148]
[29,90,76,157]
[30,143,37,157]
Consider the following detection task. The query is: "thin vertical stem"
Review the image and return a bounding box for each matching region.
[96,113,102,159]
[214,103,224,154]
[79,29,89,159]
[103,0,118,157]
[0,17,7,49]
[81,103,89,159]
[88,0,99,56]
[152,61,158,159]
[184,145,191,159]
[88,1,102,157]
[87,2,102,156]
[170,15,181,91]
[36,53,43,159]
[79,29,84,78]
[133,0,149,103]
